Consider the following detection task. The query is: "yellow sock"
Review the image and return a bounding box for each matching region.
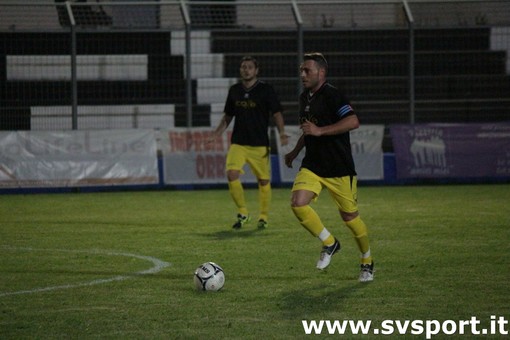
[292,205,335,246]
[258,182,271,221]
[345,216,372,264]
[228,179,248,216]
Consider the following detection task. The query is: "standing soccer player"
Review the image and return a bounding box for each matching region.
[285,52,374,282]
[211,56,288,230]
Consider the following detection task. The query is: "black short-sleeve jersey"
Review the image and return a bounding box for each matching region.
[299,83,357,178]
[224,80,283,147]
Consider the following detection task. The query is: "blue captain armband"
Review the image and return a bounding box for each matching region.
[336,104,353,117]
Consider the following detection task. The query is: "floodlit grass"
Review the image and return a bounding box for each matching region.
[1,184,509,339]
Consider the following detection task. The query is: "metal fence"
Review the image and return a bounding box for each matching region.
[1,0,509,131]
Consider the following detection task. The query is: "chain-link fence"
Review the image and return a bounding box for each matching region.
[1,0,509,132]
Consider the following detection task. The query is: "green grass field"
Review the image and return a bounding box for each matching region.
[1,184,509,339]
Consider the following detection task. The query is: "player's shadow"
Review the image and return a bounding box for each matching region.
[204,228,270,240]
[277,280,366,319]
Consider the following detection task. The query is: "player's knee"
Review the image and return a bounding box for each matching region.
[258,179,270,186]
[227,170,240,181]
[291,190,314,208]
[291,196,308,208]
[340,210,359,222]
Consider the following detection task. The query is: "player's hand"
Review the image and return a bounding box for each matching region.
[301,120,322,136]
[284,151,297,168]
[206,132,218,145]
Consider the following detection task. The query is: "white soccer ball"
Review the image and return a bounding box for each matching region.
[194,262,225,291]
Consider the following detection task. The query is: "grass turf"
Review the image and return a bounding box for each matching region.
[0,184,509,339]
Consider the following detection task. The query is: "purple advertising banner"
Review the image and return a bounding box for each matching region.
[390,123,510,179]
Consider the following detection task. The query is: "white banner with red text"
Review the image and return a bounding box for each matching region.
[160,127,257,185]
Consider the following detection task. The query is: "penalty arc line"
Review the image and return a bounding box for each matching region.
[0,246,171,297]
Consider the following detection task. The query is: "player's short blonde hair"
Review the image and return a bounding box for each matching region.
[304,52,328,72]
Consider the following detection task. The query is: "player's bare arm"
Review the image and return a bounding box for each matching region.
[284,134,305,168]
[207,114,233,143]
[273,112,289,146]
[301,114,359,137]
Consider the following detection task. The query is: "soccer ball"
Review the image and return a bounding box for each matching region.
[194,262,225,291]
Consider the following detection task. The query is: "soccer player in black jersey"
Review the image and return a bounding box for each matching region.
[211,56,288,230]
[285,53,374,282]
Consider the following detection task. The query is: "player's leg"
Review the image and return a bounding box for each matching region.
[226,144,250,229]
[291,168,340,269]
[326,176,374,281]
[256,178,270,229]
[246,146,271,228]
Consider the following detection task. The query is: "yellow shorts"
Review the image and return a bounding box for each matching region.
[226,144,271,180]
[292,168,359,213]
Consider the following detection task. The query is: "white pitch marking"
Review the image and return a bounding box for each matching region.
[0,246,171,297]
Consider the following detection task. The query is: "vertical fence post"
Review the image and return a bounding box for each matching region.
[66,1,78,130]
[403,0,415,124]
[292,0,303,96]
[180,0,193,128]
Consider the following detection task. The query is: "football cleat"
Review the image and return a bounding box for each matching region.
[232,214,250,229]
[316,238,341,270]
[257,219,268,229]
[359,262,374,282]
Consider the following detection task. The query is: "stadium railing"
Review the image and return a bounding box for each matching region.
[0,0,509,139]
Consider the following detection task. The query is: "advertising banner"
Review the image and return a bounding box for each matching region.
[161,128,257,185]
[390,123,510,179]
[277,125,385,183]
[0,130,158,188]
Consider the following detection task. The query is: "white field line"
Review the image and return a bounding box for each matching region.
[0,246,171,297]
